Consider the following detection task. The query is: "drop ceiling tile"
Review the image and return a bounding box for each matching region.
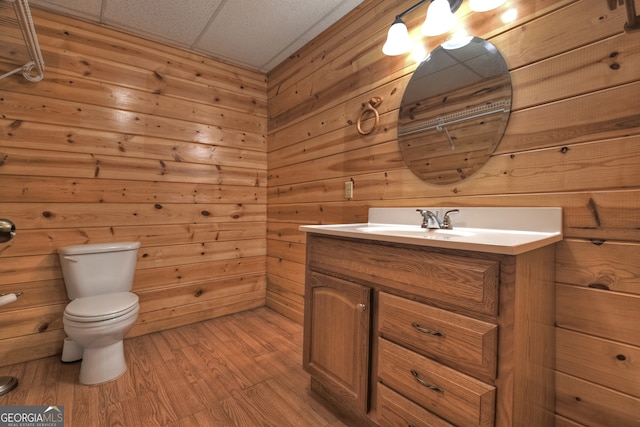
[102,0,223,46]
[260,0,365,71]
[195,0,350,71]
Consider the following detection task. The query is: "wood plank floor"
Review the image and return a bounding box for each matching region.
[0,308,352,426]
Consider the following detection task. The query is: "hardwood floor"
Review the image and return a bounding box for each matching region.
[0,308,352,426]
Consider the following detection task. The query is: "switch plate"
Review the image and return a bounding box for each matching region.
[344,181,353,199]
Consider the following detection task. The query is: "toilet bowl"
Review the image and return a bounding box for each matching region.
[58,242,141,385]
[63,292,139,385]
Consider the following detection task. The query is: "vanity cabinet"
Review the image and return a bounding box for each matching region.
[302,233,556,427]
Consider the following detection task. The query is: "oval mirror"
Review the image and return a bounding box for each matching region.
[398,37,512,185]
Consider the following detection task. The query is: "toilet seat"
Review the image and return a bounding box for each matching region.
[64,292,139,323]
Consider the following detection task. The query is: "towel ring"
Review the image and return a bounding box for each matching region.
[357,97,383,135]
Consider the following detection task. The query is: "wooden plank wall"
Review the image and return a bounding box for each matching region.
[0,9,268,366]
[266,0,640,425]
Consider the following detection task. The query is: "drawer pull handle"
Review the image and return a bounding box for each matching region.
[356,303,366,312]
[411,369,443,393]
[411,322,445,337]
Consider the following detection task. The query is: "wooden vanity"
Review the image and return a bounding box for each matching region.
[302,231,557,426]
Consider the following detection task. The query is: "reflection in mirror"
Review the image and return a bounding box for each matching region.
[398,37,512,185]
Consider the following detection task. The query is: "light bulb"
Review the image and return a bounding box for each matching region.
[382,18,412,56]
[422,0,457,37]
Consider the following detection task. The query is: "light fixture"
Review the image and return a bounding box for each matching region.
[382,17,413,55]
[382,0,461,56]
[422,0,458,36]
[382,0,508,57]
[469,0,508,12]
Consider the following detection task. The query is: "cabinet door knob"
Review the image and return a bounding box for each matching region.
[356,303,366,312]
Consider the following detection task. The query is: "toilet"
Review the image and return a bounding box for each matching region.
[57,241,141,385]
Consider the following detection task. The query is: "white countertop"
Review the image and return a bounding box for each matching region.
[300,207,562,255]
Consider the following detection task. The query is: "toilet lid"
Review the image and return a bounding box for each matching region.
[65,292,139,322]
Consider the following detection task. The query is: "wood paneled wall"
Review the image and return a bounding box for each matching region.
[1,2,638,424]
[0,9,267,366]
[266,0,640,425]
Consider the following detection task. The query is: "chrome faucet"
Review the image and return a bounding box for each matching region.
[416,209,459,230]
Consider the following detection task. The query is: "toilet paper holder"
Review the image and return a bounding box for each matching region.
[0,292,23,307]
[0,219,16,243]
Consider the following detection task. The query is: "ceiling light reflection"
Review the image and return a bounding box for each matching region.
[501,8,518,23]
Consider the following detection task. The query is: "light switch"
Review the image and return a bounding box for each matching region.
[344,181,353,199]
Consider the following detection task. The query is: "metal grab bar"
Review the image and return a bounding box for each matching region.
[0,0,45,82]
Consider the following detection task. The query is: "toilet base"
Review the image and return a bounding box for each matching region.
[61,337,83,362]
[0,376,19,396]
[79,340,127,385]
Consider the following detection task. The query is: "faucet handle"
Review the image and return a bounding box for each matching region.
[416,209,433,228]
[416,209,440,229]
[416,209,432,219]
[441,209,459,229]
[416,209,428,228]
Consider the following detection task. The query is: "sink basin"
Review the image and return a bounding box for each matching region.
[300,207,562,255]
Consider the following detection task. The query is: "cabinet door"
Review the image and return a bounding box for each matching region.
[303,271,371,412]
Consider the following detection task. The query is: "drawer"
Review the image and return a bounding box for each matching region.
[307,234,499,315]
[377,383,454,427]
[378,338,495,427]
[379,292,497,382]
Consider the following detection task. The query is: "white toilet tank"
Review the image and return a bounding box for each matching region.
[58,242,141,300]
